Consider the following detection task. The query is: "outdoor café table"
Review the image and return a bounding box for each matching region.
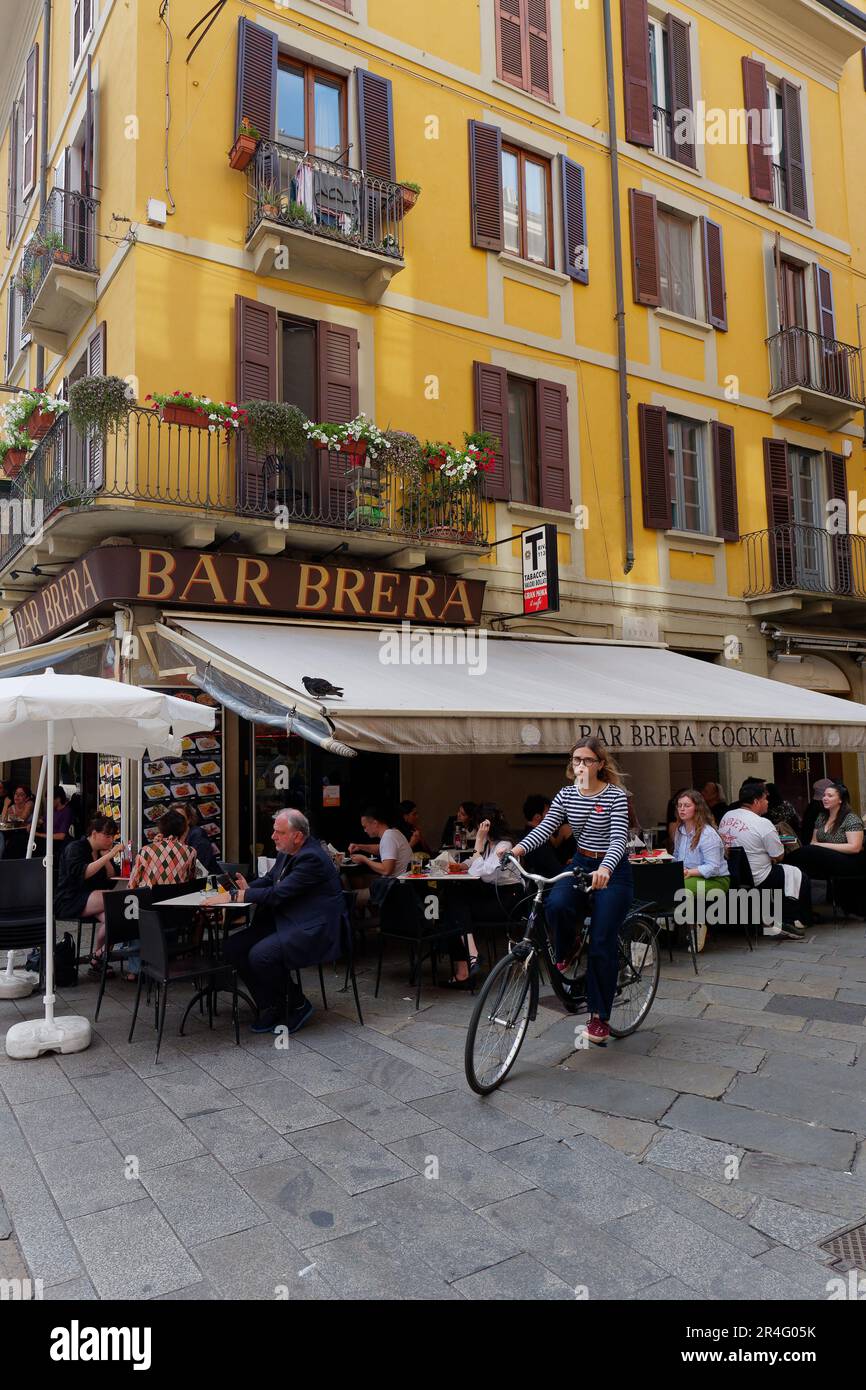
[156,893,256,1025]
[0,825,32,860]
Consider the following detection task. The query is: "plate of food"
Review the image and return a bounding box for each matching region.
[144,805,166,823]
[111,784,122,800]
[195,736,218,752]
[196,760,219,778]
[180,736,195,752]
[144,760,169,779]
[144,826,161,842]
[169,761,195,779]
[144,783,170,802]
[198,800,220,819]
[171,782,195,799]
[202,821,220,839]
[196,780,219,798]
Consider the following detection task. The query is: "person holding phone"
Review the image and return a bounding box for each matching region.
[508,737,632,1046]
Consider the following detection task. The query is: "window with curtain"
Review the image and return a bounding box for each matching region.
[658,209,696,318]
[507,376,540,503]
[500,144,551,266]
[276,61,346,162]
[668,416,710,533]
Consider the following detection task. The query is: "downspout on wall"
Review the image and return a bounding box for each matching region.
[602,0,635,574]
[35,0,51,390]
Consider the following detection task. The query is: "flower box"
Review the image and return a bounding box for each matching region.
[27,410,59,441]
[314,438,368,462]
[2,449,28,479]
[229,133,258,171]
[400,186,420,213]
[53,248,71,266]
[158,404,207,429]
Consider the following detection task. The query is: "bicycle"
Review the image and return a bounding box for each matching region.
[464,854,661,1095]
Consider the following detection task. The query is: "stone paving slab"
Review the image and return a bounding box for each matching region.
[747,1195,843,1250]
[191,1223,336,1300]
[740,1026,857,1063]
[386,1127,535,1209]
[323,1084,438,1144]
[663,1094,857,1169]
[693,984,771,1010]
[451,1252,576,1299]
[69,1068,157,1121]
[758,1050,866,1095]
[644,1165,757,1217]
[0,1056,73,1105]
[233,1154,378,1249]
[140,1155,270,1247]
[725,1073,866,1133]
[13,1092,107,1155]
[300,1223,461,1300]
[644,1129,744,1180]
[603,1204,760,1296]
[735,1153,866,1222]
[65,1197,203,1300]
[288,1119,416,1194]
[495,1136,656,1224]
[551,1105,659,1155]
[34,1137,144,1220]
[356,1175,522,1282]
[559,1048,737,1098]
[240,1077,340,1136]
[699,1004,808,1032]
[102,1103,208,1172]
[509,1065,678,1121]
[142,1064,244,1120]
[763,994,866,1025]
[647,1035,766,1072]
[185,1105,295,1173]
[410,1088,545,1151]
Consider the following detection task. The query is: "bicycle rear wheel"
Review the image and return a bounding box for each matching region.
[464,951,538,1095]
[608,913,660,1037]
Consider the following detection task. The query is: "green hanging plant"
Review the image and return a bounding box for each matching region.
[69,375,135,436]
[242,401,309,459]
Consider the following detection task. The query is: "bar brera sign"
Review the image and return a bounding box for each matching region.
[12,547,487,647]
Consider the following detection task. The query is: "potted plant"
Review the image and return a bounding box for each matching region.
[145,390,248,435]
[302,413,391,464]
[41,230,71,265]
[399,181,421,214]
[69,375,135,437]
[0,429,33,479]
[287,199,314,226]
[415,435,497,540]
[229,116,261,172]
[259,182,282,219]
[14,389,69,441]
[242,400,308,459]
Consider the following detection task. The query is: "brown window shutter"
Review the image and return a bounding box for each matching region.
[234,17,277,143]
[711,422,738,540]
[666,16,695,168]
[763,438,794,587]
[781,80,807,220]
[536,380,570,510]
[527,0,552,101]
[815,265,836,342]
[6,99,19,247]
[496,0,526,89]
[815,266,849,395]
[638,404,671,529]
[825,450,851,594]
[235,294,277,513]
[6,287,15,374]
[560,156,588,283]
[473,362,510,501]
[357,70,395,180]
[468,121,503,252]
[317,320,360,512]
[702,219,727,331]
[621,0,653,147]
[22,45,38,200]
[85,322,107,489]
[83,54,95,197]
[629,189,660,306]
[742,58,772,203]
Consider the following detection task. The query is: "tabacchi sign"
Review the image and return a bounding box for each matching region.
[12,547,487,646]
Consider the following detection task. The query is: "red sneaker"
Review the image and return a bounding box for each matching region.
[583,1017,610,1046]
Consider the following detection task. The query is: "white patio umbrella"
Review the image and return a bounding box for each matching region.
[0,670,215,1060]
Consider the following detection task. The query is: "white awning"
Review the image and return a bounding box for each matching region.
[0,626,113,679]
[158,617,866,754]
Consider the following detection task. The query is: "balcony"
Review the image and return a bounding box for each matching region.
[0,410,489,585]
[245,142,406,300]
[766,327,865,430]
[20,189,99,353]
[652,105,675,160]
[743,523,866,620]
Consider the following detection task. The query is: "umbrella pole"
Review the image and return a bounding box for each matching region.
[26,756,47,859]
[44,723,55,1027]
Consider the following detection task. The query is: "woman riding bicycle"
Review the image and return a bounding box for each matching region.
[510,736,632,1046]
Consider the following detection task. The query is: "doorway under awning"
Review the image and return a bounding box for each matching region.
[156,616,866,755]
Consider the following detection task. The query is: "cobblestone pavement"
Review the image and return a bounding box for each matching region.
[2,914,866,1300]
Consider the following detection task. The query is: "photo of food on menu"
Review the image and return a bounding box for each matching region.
[140,691,223,857]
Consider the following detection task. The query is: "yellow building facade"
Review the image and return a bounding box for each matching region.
[2,0,866,835]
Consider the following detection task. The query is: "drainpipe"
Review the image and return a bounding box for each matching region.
[602,0,635,574]
[35,0,51,391]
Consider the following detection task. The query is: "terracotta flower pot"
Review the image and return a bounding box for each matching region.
[53,249,71,265]
[428,524,460,541]
[158,404,208,429]
[229,133,257,171]
[2,449,28,479]
[314,438,368,462]
[400,186,420,213]
[27,409,58,441]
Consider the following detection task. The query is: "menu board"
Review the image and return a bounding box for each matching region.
[140,692,224,858]
[97,756,124,822]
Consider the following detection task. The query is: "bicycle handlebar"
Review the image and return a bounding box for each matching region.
[501,851,593,890]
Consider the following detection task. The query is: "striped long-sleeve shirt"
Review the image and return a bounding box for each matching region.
[518,782,630,874]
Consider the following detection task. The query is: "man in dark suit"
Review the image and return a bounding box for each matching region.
[219,809,345,1035]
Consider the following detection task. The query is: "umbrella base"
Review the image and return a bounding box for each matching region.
[0,970,38,999]
[4,1014,91,1058]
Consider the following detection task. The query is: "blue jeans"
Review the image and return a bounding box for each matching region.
[545,851,633,1021]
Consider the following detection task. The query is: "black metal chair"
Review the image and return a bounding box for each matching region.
[375,881,462,1010]
[128,908,239,1063]
[630,861,697,972]
[726,848,759,950]
[0,859,46,988]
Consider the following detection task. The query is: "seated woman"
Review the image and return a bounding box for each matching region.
[36,787,74,846]
[349,806,413,912]
[177,802,221,875]
[765,782,801,844]
[439,800,478,851]
[55,815,119,978]
[442,804,522,988]
[397,800,434,857]
[125,808,199,979]
[788,782,865,916]
[672,789,730,953]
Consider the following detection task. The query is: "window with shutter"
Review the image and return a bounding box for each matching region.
[665,15,694,168]
[742,58,773,203]
[317,320,359,517]
[537,380,570,510]
[814,266,849,398]
[702,219,727,330]
[473,362,510,500]
[638,403,672,529]
[6,98,19,247]
[526,0,552,102]
[357,70,394,179]
[495,1,552,101]
[235,17,278,143]
[667,416,709,533]
[22,46,37,200]
[72,0,93,70]
[560,156,588,282]
[469,121,504,252]
[629,189,660,306]
[711,422,738,540]
[825,450,851,594]
[501,144,552,266]
[621,0,654,148]
[763,438,794,588]
[496,0,525,89]
[781,80,808,220]
[657,209,695,318]
[235,294,277,513]
[86,323,106,489]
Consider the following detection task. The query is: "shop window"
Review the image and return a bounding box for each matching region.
[657,209,696,318]
[667,415,710,534]
[501,144,552,267]
[277,60,347,162]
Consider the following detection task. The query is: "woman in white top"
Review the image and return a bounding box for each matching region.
[672,789,729,953]
[444,804,521,989]
[349,806,413,910]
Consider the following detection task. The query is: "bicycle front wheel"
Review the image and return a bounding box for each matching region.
[608,913,660,1037]
[464,951,538,1095]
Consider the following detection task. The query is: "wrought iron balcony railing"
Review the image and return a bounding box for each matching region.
[767,326,865,404]
[0,410,488,572]
[652,105,674,159]
[743,523,866,600]
[19,187,98,320]
[245,141,405,260]
[771,162,787,211]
